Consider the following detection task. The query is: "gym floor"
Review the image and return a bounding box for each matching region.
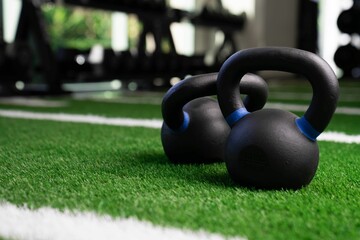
[0,78,359,240]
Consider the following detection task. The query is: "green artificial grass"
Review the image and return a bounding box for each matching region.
[267,98,360,108]
[0,99,163,119]
[0,116,359,240]
[1,97,359,135]
[0,80,359,239]
[280,111,360,135]
[267,78,360,107]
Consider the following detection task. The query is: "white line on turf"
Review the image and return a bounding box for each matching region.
[0,202,245,240]
[0,109,162,129]
[73,96,162,105]
[269,92,360,102]
[317,131,360,144]
[265,103,360,115]
[73,98,360,115]
[0,109,359,144]
[0,97,67,107]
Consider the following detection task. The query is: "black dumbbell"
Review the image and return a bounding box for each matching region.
[337,8,360,34]
[334,44,360,76]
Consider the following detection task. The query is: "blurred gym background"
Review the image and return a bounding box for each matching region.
[0,0,359,96]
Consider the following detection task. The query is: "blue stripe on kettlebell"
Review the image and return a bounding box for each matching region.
[177,111,190,133]
[295,116,320,141]
[226,108,250,127]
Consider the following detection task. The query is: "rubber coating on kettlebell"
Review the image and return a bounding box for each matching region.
[226,109,320,189]
[295,116,320,141]
[217,47,339,139]
[176,112,190,133]
[216,47,339,189]
[225,108,249,127]
[161,72,268,164]
[162,72,268,131]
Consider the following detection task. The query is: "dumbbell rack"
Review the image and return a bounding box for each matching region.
[334,0,360,79]
[0,0,246,95]
[58,0,246,86]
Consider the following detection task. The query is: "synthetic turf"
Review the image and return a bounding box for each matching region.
[0,117,359,240]
[0,79,359,240]
[1,98,359,134]
[0,100,162,118]
[0,203,245,240]
[1,109,360,145]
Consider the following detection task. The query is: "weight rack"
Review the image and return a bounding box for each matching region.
[0,0,246,95]
[335,0,360,79]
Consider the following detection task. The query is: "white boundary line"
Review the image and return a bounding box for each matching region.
[0,97,67,107]
[269,92,360,102]
[0,109,162,129]
[1,109,360,144]
[0,108,358,239]
[317,131,360,144]
[265,103,360,115]
[0,202,245,240]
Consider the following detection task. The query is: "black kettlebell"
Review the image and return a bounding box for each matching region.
[161,72,268,164]
[217,47,339,189]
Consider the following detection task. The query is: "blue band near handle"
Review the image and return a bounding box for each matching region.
[176,111,190,133]
[226,108,250,127]
[295,116,320,141]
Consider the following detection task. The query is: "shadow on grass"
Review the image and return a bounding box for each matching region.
[88,147,289,192]
[133,150,299,192]
[134,150,237,188]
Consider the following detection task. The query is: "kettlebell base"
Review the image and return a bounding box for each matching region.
[225,109,319,190]
[161,97,230,164]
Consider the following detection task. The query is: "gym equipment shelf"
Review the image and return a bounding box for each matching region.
[0,0,247,95]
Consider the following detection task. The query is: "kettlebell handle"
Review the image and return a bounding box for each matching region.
[217,47,339,140]
[162,72,268,131]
